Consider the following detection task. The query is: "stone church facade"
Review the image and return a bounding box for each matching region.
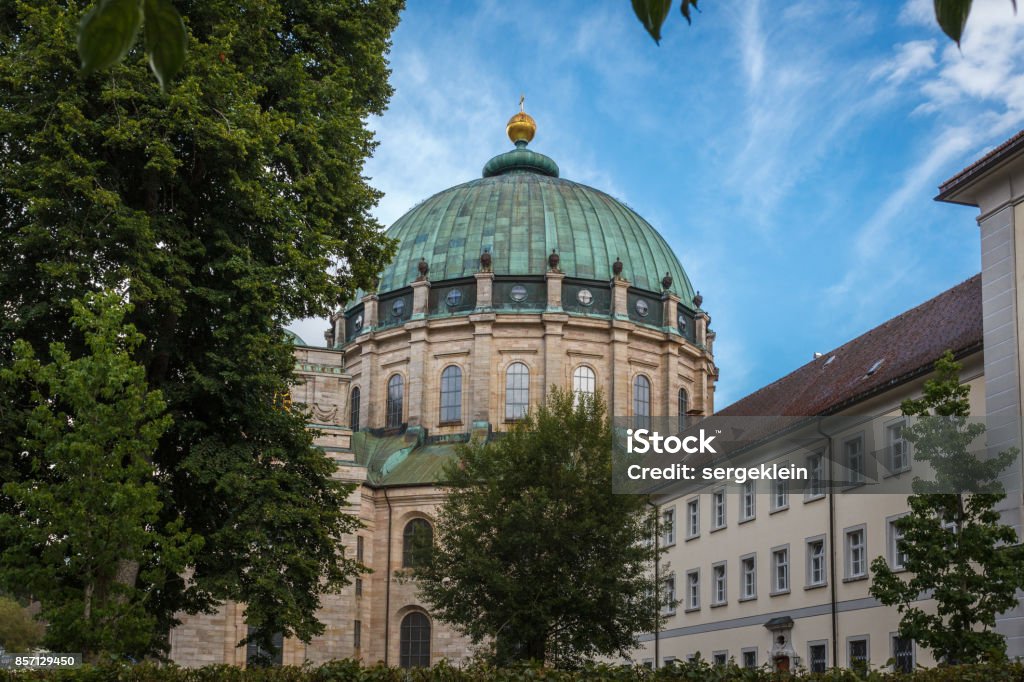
[168,109,718,667]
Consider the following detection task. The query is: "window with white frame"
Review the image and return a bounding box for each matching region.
[712,652,727,666]
[808,642,828,673]
[889,517,908,570]
[439,365,462,423]
[686,498,699,538]
[713,489,726,529]
[771,474,789,511]
[887,420,909,473]
[712,562,727,605]
[848,637,869,673]
[740,481,755,521]
[686,569,699,610]
[740,555,756,600]
[892,635,914,673]
[572,365,595,405]
[772,546,789,594]
[844,435,865,484]
[662,574,676,615]
[662,507,676,546]
[505,363,529,421]
[806,452,824,499]
[807,537,827,587]
[846,527,866,579]
[742,649,757,669]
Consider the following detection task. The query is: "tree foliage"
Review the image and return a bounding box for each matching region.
[630,0,1016,47]
[869,351,1024,664]
[413,388,664,667]
[0,596,46,653]
[0,0,401,658]
[0,293,199,660]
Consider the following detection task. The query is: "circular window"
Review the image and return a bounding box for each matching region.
[445,289,463,307]
[635,299,649,317]
[677,313,687,333]
[577,288,593,306]
[392,299,405,317]
[510,285,528,302]
[353,314,363,330]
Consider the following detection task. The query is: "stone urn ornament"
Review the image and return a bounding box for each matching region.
[417,257,429,281]
[480,248,492,272]
[693,291,703,308]
[662,271,673,290]
[548,248,560,272]
[612,256,623,279]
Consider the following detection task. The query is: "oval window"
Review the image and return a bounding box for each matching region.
[510,285,528,302]
[635,299,649,317]
[677,313,687,333]
[445,289,463,307]
[577,288,593,306]
[392,299,405,317]
[353,314,363,330]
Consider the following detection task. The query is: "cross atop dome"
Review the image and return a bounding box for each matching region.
[506,96,536,146]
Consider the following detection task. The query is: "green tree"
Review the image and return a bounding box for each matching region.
[0,293,199,660]
[412,388,664,666]
[0,0,400,658]
[631,0,1014,46]
[0,596,45,653]
[869,351,1024,664]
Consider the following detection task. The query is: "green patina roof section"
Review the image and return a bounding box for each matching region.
[352,431,462,486]
[375,152,696,303]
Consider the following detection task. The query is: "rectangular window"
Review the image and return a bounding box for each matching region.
[892,635,914,673]
[772,546,789,594]
[662,575,676,615]
[686,498,699,538]
[806,452,824,499]
[712,562,727,605]
[740,555,756,600]
[713,489,726,529]
[846,527,866,578]
[740,481,755,521]
[246,627,283,667]
[712,651,727,666]
[353,620,361,650]
[848,637,869,673]
[686,569,700,610]
[355,577,363,597]
[888,421,909,473]
[807,537,826,587]
[742,649,757,669]
[889,517,908,570]
[771,474,789,511]
[808,642,828,673]
[356,535,365,563]
[845,435,865,484]
[662,508,676,546]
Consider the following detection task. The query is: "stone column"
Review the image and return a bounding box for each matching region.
[612,278,630,320]
[474,271,494,310]
[695,311,709,348]
[411,279,431,319]
[469,314,495,431]
[546,270,565,311]
[406,321,428,429]
[542,314,567,400]
[362,293,379,330]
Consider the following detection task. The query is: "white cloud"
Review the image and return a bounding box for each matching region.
[872,40,936,84]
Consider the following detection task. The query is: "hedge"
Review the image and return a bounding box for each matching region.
[5,659,1024,682]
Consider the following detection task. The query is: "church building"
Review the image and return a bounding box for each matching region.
[168,107,719,667]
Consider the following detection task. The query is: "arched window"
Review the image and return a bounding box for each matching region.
[403,518,433,568]
[350,387,361,432]
[386,375,404,428]
[633,375,651,430]
[678,388,688,432]
[505,362,529,421]
[399,612,431,668]
[439,366,462,423]
[572,365,596,405]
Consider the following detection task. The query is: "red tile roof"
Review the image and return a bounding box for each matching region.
[717,274,983,417]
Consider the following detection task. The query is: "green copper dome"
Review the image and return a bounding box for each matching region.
[373,143,696,305]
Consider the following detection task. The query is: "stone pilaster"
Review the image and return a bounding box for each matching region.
[470,314,495,425]
[545,270,565,311]
[405,321,428,428]
[542,314,567,399]
[695,311,709,348]
[411,279,431,319]
[331,311,346,348]
[612,278,630,320]
[362,293,379,330]
[474,271,494,310]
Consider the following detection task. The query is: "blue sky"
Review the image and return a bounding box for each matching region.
[288,0,1024,409]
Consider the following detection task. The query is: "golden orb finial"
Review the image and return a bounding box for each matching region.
[506,94,536,145]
